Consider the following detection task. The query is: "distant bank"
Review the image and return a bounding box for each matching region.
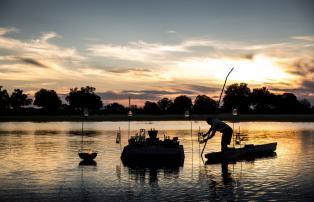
[0,114,314,122]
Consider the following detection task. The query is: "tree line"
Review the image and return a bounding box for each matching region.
[0,83,313,115]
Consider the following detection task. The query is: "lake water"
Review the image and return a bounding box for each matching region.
[0,121,313,201]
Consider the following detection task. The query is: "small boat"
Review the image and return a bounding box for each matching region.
[121,129,185,167]
[79,149,97,161]
[205,142,277,164]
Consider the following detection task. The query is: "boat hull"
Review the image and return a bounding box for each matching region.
[205,142,277,164]
[121,145,185,167]
[78,152,97,161]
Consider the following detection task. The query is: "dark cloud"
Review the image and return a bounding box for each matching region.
[269,91,314,105]
[241,53,255,60]
[122,90,195,95]
[184,84,221,93]
[0,67,22,73]
[288,58,314,76]
[97,89,198,102]
[302,80,314,90]
[97,91,158,101]
[107,68,152,74]
[18,57,49,68]
[269,80,314,104]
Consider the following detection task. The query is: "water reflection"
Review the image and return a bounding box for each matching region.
[0,130,29,135]
[127,166,180,186]
[79,160,97,166]
[34,130,61,135]
[68,130,100,136]
[0,121,313,201]
[221,163,234,184]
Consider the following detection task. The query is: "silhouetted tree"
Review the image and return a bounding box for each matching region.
[127,104,144,114]
[0,86,10,111]
[105,102,125,114]
[10,89,32,109]
[250,87,276,113]
[299,99,311,113]
[66,86,103,112]
[301,99,311,108]
[143,101,161,114]
[275,93,302,113]
[223,83,251,113]
[34,89,62,110]
[157,98,173,114]
[192,95,217,114]
[172,95,192,114]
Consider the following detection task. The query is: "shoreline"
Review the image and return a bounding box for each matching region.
[0,114,314,122]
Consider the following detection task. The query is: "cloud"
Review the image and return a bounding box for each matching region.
[87,40,192,62]
[86,37,307,68]
[289,58,314,76]
[0,28,84,64]
[240,53,255,60]
[107,67,152,74]
[0,27,19,35]
[166,30,177,34]
[1,26,313,104]
[292,35,314,42]
[183,84,221,93]
[0,27,85,81]
[97,89,198,103]
[17,57,50,68]
[302,80,314,90]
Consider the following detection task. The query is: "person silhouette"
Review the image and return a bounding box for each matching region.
[203,117,233,152]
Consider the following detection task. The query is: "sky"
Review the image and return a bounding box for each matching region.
[0,0,313,105]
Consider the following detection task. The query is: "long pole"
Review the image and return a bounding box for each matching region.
[201,67,234,157]
[218,67,234,108]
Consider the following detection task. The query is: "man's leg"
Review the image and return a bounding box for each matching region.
[221,128,232,152]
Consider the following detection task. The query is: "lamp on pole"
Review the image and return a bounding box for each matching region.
[232,108,238,146]
[128,96,132,139]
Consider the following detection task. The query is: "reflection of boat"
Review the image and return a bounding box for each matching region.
[205,142,277,164]
[121,129,185,167]
[79,159,97,166]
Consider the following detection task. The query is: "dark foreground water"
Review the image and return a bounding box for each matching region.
[0,121,313,201]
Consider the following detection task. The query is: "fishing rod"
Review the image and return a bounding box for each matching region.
[200,67,234,156]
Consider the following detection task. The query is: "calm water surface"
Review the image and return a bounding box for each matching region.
[0,121,313,201]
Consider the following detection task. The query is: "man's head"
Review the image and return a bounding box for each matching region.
[206,117,213,125]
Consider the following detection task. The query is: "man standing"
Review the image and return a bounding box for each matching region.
[203,117,233,152]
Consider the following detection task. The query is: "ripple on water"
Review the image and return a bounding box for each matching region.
[0,121,314,201]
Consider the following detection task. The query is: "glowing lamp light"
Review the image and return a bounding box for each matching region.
[83,108,89,117]
[232,108,238,116]
[128,110,133,117]
[185,110,190,118]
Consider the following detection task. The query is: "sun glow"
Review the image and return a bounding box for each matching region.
[175,54,296,84]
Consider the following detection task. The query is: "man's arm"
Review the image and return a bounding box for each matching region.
[202,127,216,140]
[207,129,216,139]
[203,127,212,137]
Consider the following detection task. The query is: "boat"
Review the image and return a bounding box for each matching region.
[205,142,277,164]
[121,129,185,167]
[79,149,97,161]
[78,109,97,161]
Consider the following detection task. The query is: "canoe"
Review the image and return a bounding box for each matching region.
[205,142,277,164]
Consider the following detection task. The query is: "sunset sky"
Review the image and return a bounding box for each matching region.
[0,0,313,105]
